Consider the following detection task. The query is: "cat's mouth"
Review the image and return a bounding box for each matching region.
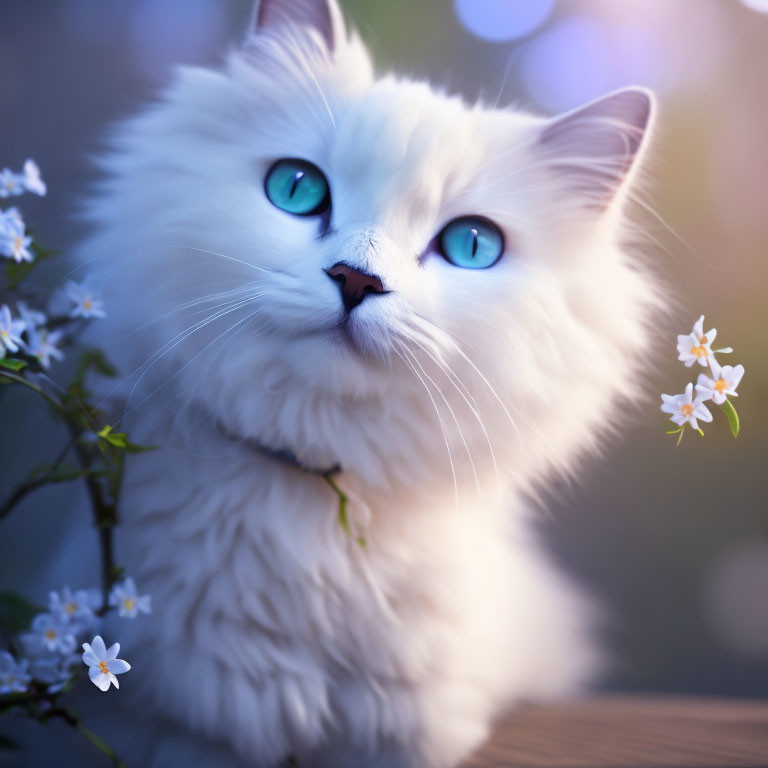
[327,314,388,361]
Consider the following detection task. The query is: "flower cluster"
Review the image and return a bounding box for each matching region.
[0,159,46,199]
[2,578,150,696]
[661,315,745,443]
[0,160,45,264]
[0,282,105,370]
[0,160,106,370]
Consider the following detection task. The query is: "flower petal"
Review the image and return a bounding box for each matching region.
[89,668,111,691]
[107,659,131,675]
[90,635,107,659]
[106,643,120,660]
[695,404,713,422]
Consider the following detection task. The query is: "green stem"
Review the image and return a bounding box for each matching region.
[322,473,366,548]
[70,433,120,612]
[0,370,64,412]
[45,707,125,767]
[0,438,77,521]
[322,473,349,534]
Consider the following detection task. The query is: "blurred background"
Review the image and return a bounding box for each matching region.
[0,0,766,702]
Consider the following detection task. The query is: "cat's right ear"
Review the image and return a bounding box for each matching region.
[537,87,656,211]
[247,0,345,52]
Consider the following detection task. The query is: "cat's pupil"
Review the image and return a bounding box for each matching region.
[289,171,304,198]
[470,229,479,258]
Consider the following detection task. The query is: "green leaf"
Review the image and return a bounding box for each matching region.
[97,424,125,446]
[97,424,155,454]
[0,591,43,633]
[4,241,55,289]
[0,358,27,372]
[720,398,740,437]
[73,348,117,387]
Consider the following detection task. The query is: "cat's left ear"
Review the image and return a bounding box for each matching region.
[537,87,656,210]
[248,0,345,52]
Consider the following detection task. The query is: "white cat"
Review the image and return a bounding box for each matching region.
[75,0,659,765]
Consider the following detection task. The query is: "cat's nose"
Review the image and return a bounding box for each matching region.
[325,262,387,311]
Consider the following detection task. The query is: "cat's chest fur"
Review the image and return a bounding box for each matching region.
[108,409,575,765]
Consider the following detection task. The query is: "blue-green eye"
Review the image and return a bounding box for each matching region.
[438,216,504,269]
[264,158,330,216]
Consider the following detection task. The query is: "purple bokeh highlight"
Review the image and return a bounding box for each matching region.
[454,0,556,42]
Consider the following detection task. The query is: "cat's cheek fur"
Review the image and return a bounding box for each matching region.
[65,0,659,765]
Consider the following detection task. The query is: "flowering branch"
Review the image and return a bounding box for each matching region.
[0,159,152,764]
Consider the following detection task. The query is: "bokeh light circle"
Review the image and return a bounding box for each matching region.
[520,16,613,112]
[454,0,556,42]
[740,0,768,12]
[705,541,768,658]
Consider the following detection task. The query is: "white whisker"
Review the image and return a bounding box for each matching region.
[393,342,458,510]
[399,342,481,499]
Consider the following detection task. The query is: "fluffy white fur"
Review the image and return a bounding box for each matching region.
[72,1,659,765]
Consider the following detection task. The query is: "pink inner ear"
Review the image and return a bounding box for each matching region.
[538,87,655,208]
[252,0,343,52]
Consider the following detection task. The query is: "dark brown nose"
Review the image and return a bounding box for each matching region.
[325,262,386,311]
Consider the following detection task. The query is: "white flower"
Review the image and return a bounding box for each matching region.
[25,613,77,655]
[677,315,717,367]
[0,207,33,262]
[62,280,106,319]
[0,304,26,356]
[16,300,47,330]
[661,382,714,431]
[0,229,33,263]
[28,655,75,693]
[25,327,65,369]
[82,635,131,691]
[0,168,24,198]
[696,364,745,405]
[109,577,151,619]
[0,206,24,238]
[21,159,46,196]
[48,586,98,627]
[0,651,31,694]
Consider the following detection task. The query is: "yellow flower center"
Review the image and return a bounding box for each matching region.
[65,602,77,615]
[98,661,109,675]
[4,180,12,190]
[13,236,22,251]
[83,298,92,310]
[44,629,56,640]
[680,404,694,416]
[123,597,136,612]
[714,378,728,393]
[0,330,7,338]
[698,334,708,344]
[690,345,707,358]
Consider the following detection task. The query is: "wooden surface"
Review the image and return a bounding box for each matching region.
[466,696,768,767]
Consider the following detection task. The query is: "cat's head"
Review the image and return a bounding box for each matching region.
[91,0,659,489]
